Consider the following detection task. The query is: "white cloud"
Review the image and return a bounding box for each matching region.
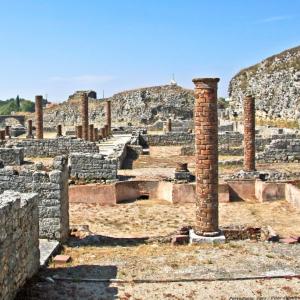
[49,74,115,84]
[255,15,294,24]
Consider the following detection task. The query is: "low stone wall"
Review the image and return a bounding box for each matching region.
[70,153,118,180]
[0,147,24,165]
[12,137,99,157]
[257,138,300,163]
[181,145,243,156]
[0,191,39,300]
[285,183,300,210]
[0,156,69,241]
[141,132,194,146]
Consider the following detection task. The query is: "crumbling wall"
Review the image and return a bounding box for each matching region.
[257,138,300,163]
[141,132,194,146]
[33,156,69,241]
[0,147,24,165]
[12,137,99,157]
[70,153,117,180]
[0,156,69,241]
[0,191,39,300]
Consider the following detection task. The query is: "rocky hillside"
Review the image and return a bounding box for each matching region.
[32,84,195,128]
[229,45,300,119]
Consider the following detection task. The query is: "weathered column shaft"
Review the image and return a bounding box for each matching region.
[88,124,94,142]
[77,125,83,139]
[94,128,99,141]
[104,125,109,139]
[167,118,172,132]
[0,130,5,140]
[243,95,255,171]
[100,127,105,139]
[5,126,11,138]
[35,95,43,139]
[27,120,33,138]
[105,100,111,136]
[57,124,62,137]
[81,94,89,141]
[193,77,220,236]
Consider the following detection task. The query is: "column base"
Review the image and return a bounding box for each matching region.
[189,229,225,244]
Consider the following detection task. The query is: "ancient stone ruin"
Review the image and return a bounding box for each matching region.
[1,74,300,298]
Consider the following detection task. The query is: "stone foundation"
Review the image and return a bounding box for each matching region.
[0,191,40,300]
[0,156,69,241]
[11,137,99,158]
[0,147,24,165]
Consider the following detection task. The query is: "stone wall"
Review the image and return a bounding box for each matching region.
[0,191,39,300]
[257,138,300,163]
[0,147,24,165]
[70,153,118,181]
[11,137,99,157]
[141,132,194,146]
[0,156,69,241]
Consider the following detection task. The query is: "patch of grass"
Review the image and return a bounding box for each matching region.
[256,117,299,129]
[266,253,275,259]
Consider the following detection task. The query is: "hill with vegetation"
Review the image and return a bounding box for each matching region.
[0,96,35,115]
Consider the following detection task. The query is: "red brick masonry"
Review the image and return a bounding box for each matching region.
[193,77,220,236]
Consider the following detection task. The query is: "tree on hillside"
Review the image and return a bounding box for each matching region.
[16,95,20,109]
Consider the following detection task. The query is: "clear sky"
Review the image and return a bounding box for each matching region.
[0,0,299,102]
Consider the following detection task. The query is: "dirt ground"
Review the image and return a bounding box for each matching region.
[18,242,300,299]
[70,199,300,238]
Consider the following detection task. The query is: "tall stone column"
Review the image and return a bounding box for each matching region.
[192,78,220,237]
[81,93,89,141]
[89,124,94,142]
[27,120,33,138]
[243,94,256,172]
[35,95,43,139]
[167,118,172,132]
[57,125,62,137]
[105,100,111,136]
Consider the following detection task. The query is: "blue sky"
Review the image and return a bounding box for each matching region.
[0,0,299,102]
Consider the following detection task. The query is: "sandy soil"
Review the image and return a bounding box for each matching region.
[70,199,300,238]
[18,242,300,299]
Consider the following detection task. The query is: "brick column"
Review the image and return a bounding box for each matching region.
[243,94,256,172]
[57,125,62,137]
[88,124,94,142]
[35,95,43,139]
[0,130,5,140]
[94,128,99,141]
[27,120,33,138]
[192,77,220,236]
[5,126,11,138]
[104,125,109,139]
[167,118,172,132]
[81,93,89,141]
[100,127,105,139]
[105,100,111,136]
[76,125,83,139]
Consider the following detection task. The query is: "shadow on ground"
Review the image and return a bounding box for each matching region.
[16,265,118,300]
[67,234,149,247]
